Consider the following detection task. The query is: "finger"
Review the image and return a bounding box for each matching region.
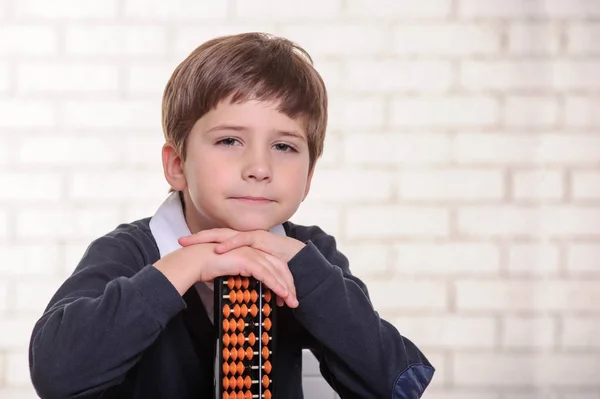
[264,253,297,305]
[276,297,284,307]
[254,253,298,308]
[178,228,237,246]
[214,231,261,254]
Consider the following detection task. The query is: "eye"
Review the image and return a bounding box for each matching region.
[216,138,241,147]
[273,143,296,153]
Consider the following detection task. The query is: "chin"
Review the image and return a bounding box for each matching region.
[222,217,279,232]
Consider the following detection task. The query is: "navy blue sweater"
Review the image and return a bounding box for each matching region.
[29,218,434,398]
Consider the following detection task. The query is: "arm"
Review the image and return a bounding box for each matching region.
[29,233,187,399]
[288,227,435,399]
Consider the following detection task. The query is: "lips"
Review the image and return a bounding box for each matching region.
[231,196,274,203]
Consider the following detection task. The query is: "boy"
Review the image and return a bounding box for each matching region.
[29,33,434,398]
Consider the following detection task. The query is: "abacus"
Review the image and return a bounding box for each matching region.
[214,276,276,399]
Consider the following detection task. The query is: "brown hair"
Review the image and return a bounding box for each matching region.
[162,32,328,192]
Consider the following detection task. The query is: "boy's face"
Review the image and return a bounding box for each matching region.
[163,98,313,233]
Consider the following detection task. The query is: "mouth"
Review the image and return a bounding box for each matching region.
[231,196,274,204]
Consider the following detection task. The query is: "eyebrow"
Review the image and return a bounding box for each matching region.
[206,124,306,141]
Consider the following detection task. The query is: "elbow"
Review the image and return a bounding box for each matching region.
[391,364,435,399]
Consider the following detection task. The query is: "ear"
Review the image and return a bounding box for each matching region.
[162,142,187,191]
[302,166,315,201]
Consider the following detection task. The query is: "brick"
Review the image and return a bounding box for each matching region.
[18,136,121,165]
[344,133,451,166]
[68,172,166,202]
[512,169,564,200]
[5,348,31,386]
[0,317,38,348]
[0,136,9,165]
[390,96,498,128]
[346,61,452,92]
[0,172,62,202]
[290,202,341,239]
[17,62,118,94]
[280,25,388,56]
[15,280,62,313]
[65,26,167,56]
[566,96,600,127]
[508,23,561,55]
[64,243,93,277]
[454,353,600,387]
[0,100,56,128]
[554,61,600,90]
[566,244,600,274]
[64,100,160,129]
[394,242,501,275]
[16,207,121,240]
[0,244,60,277]
[396,169,504,201]
[345,0,451,18]
[126,62,179,95]
[453,134,600,165]
[508,244,560,276]
[328,96,385,129]
[234,0,342,19]
[502,394,561,399]
[504,96,559,128]
[124,0,226,19]
[14,0,117,18]
[392,24,501,56]
[368,280,447,311]
[456,280,600,312]
[460,61,549,91]
[0,209,8,239]
[308,169,393,202]
[393,316,495,348]
[459,206,600,237]
[0,61,8,93]
[459,0,600,18]
[0,26,57,56]
[502,316,555,349]
[347,205,449,239]
[0,280,7,313]
[572,171,600,200]
[567,23,600,54]
[422,392,499,399]
[561,317,600,349]
[123,200,168,227]
[0,388,38,399]
[336,243,390,276]
[121,135,165,167]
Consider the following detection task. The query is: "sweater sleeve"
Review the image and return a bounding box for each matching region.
[287,227,435,399]
[29,233,186,399]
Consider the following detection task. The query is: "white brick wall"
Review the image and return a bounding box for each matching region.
[1,1,599,398]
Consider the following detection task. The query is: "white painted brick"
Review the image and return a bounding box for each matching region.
[122,135,164,167]
[0,209,8,239]
[68,172,167,202]
[460,0,600,18]
[390,96,498,128]
[328,96,385,129]
[394,242,501,275]
[567,23,600,54]
[17,62,119,94]
[563,394,600,399]
[454,353,600,387]
[461,61,550,91]
[502,393,561,399]
[572,171,600,200]
[508,244,560,276]
[344,133,451,166]
[554,61,600,90]
[279,25,388,56]
[561,317,600,349]
[124,0,226,19]
[18,136,121,166]
[0,61,8,94]
[422,392,499,399]
[504,96,559,128]
[566,96,600,127]
[122,200,166,227]
[346,61,452,92]
[453,134,600,165]
[566,244,600,274]
[0,388,38,399]
[308,169,393,202]
[392,24,501,56]
[5,348,30,386]
[312,60,343,92]
[290,203,341,239]
[508,23,561,55]
[0,26,57,56]
[65,26,167,56]
[0,172,62,202]
[336,243,390,276]
[126,62,179,95]
[0,244,59,277]
[0,137,9,165]
[459,206,600,237]
[456,280,600,312]
[0,100,56,128]
[0,317,37,349]
[14,0,117,18]
[0,1,6,18]
[393,316,495,348]
[64,243,93,276]
[64,100,160,129]
[368,280,447,311]
[16,207,121,240]
[396,169,504,201]
[0,280,7,313]
[347,206,449,238]
[502,316,555,349]
[512,169,564,201]
[234,0,342,19]
[15,280,61,313]
[345,0,451,18]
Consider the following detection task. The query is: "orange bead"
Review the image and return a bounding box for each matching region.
[223,362,229,375]
[245,347,253,360]
[243,290,251,303]
[250,290,258,302]
[237,392,244,399]
[262,303,271,317]
[230,333,237,347]
[236,290,244,303]
[237,376,244,389]
[229,376,236,388]
[262,346,270,359]
[241,304,248,317]
[262,374,270,388]
[238,347,245,360]
[247,332,256,346]
[223,305,231,318]
[229,291,236,303]
[233,304,241,318]
[244,375,252,389]
[262,332,269,346]
[237,333,244,346]
[229,319,237,333]
[242,278,250,289]
[223,376,229,390]
[263,289,272,302]
[263,360,272,374]
[223,392,229,399]
[264,389,272,399]
[227,277,235,290]
[235,277,242,289]
[263,318,271,331]
[223,334,230,347]
[222,319,229,332]
[230,347,237,361]
[244,390,252,399]
[236,361,244,375]
[249,304,258,317]
[237,319,245,332]
[223,347,230,361]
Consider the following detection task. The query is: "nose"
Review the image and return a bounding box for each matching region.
[242,147,272,182]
